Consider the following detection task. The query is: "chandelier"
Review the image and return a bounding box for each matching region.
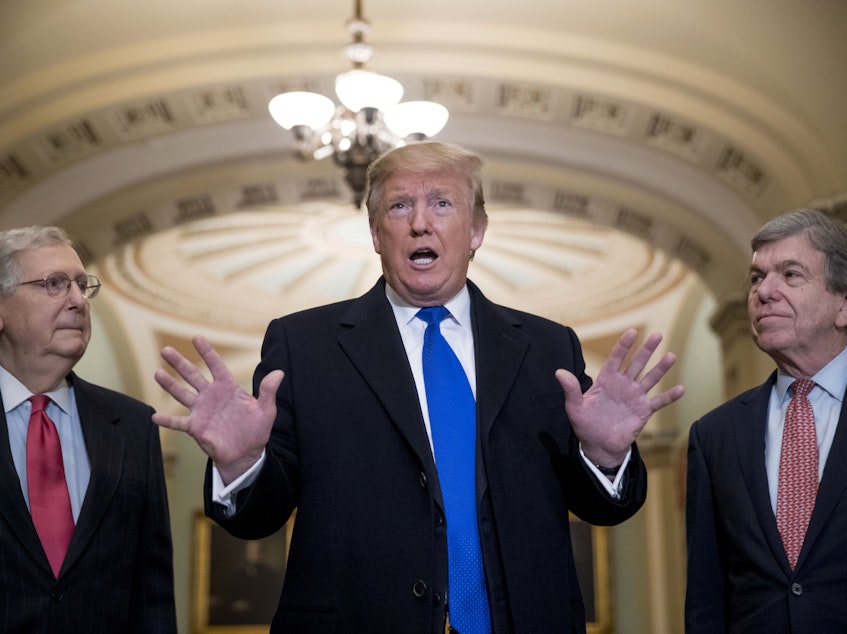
[268,0,449,207]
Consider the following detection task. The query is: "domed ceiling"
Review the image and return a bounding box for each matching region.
[2,0,845,390]
[98,204,687,334]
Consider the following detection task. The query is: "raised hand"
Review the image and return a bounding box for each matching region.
[152,335,284,484]
[555,328,684,469]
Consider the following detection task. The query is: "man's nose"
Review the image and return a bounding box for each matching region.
[66,282,88,305]
[409,205,430,232]
[755,274,780,300]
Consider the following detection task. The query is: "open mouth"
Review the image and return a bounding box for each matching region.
[411,248,437,265]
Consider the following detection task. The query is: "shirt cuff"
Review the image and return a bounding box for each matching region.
[579,446,632,499]
[210,450,266,515]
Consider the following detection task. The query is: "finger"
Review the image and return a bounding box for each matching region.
[256,370,285,408]
[601,328,639,374]
[153,368,198,408]
[151,411,190,432]
[555,368,583,401]
[649,384,686,410]
[160,346,209,392]
[623,332,663,380]
[637,351,678,392]
[192,335,234,382]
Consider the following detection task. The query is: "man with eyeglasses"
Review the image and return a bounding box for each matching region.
[0,226,176,633]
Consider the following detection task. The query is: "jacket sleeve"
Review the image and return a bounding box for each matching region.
[204,317,298,539]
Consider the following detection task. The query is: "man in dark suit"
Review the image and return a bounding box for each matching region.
[0,226,176,633]
[154,141,684,633]
[686,209,847,633]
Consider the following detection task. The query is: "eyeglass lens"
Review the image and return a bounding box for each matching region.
[45,273,100,298]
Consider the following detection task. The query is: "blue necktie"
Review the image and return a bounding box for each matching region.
[417,306,491,634]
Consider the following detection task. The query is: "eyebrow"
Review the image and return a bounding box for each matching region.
[748,258,808,275]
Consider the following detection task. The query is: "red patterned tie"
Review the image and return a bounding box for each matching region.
[776,379,818,570]
[26,394,75,577]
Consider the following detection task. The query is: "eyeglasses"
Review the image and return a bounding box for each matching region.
[18,273,101,299]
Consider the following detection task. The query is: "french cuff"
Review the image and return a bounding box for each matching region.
[579,446,632,499]
[211,449,266,516]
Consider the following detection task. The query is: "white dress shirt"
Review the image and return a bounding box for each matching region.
[1,365,91,522]
[765,345,847,514]
[214,283,626,508]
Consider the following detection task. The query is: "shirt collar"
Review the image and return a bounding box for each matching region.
[384,283,472,333]
[776,344,847,403]
[0,364,72,414]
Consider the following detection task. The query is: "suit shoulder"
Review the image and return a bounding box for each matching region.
[484,300,577,336]
[70,374,154,414]
[691,382,766,434]
[267,298,358,333]
[467,280,573,332]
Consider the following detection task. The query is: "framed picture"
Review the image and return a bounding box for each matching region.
[570,516,612,634]
[192,511,293,634]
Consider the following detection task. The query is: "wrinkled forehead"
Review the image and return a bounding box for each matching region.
[382,169,472,198]
[751,233,820,262]
[16,244,84,276]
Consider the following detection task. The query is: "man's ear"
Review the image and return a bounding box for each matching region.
[370,223,381,254]
[836,293,847,329]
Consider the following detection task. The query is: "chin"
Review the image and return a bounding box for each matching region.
[754,334,788,355]
[56,339,89,360]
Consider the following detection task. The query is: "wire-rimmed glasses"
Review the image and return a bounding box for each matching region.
[18,272,101,299]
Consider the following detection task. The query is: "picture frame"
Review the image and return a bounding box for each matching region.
[191,511,292,634]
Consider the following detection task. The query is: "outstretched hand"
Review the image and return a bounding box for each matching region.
[152,335,284,484]
[555,328,684,469]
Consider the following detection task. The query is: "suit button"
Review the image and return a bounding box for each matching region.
[432,592,442,606]
[50,591,63,604]
[412,579,427,598]
[791,582,803,596]
[419,472,428,488]
[435,511,444,526]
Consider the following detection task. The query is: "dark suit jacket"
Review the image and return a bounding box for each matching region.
[0,373,176,634]
[206,278,646,633]
[686,372,847,633]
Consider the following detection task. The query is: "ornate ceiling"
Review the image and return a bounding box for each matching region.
[99,204,688,333]
[1,0,845,390]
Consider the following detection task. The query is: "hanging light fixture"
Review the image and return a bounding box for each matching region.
[268,0,449,207]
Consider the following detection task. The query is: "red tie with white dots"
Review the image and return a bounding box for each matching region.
[776,379,818,570]
[26,394,75,577]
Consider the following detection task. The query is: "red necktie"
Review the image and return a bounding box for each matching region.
[26,394,75,577]
[776,379,818,570]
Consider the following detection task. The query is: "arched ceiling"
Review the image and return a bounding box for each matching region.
[98,204,688,332]
[1,0,845,363]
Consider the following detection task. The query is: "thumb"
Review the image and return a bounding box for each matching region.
[555,368,583,401]
[257,369,285,409]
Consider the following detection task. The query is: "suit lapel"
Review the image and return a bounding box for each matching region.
[0,395,51,574]
[60,376,126,576]
[733,374,790,570]
[466,282,528,507]
[796,383,847,570]
[467,281,528,442]
[337,280,529,506]
[337,280,436,475]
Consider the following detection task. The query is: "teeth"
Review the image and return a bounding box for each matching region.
[413,256,434,264]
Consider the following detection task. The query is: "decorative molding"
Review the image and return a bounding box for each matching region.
[0,74,775,209]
